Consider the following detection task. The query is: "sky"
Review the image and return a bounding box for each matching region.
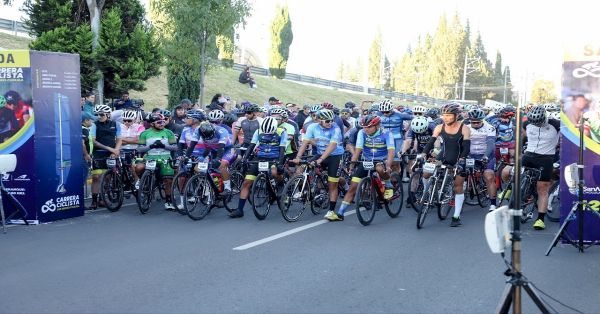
[2,0,599,98]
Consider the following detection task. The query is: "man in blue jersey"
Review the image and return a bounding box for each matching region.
[377,99,413,172]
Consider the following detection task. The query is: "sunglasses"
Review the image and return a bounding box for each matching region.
[414,113,423,116]
[382,111,391,114]
[123,119,133,123]
[95,113,106,117]
[471,120,482,125]
[154,120,166,125]
[245,112,254,115]
[323,120,332,123]
[341,112,350,115]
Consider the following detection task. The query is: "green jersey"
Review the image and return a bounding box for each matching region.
[138,128,177,157]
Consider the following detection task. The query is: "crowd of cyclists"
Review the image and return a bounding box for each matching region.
[83,95,561,230]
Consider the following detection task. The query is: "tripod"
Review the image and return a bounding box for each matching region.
[546,116,600,255]
[0,177,29,234]
[496,106,550,314]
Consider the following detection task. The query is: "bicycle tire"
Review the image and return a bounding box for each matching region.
[230,170,244,196]
[437,178,452,220]
[355,177,376,226]
[185,174,213,220]
[417,177,436,229]
[310,174,329,215]
[137,171,154,214]
[409,171,424,213]
[547,181,560,222]
[475,174,491,208]
[464,175,479,206]
[100,171,124,212]
[251,173,270,220]
[385,172,403,218]
[172,171,191,215]
[280,174,310,222]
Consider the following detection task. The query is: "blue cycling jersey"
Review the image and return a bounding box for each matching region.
[250,128,287,159]
[378,111,413,139]
[190,125,232,155]
[305,123,344,156]
[355,128,395,160]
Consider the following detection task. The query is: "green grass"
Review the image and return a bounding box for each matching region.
[0,32,31,50]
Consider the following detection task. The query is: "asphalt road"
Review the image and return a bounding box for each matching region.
[1,194,599,314]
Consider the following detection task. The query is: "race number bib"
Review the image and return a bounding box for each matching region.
[423,162,436,174]
[500,148,509,155]
[198,162,208,172]
[146,160,157,171]
[106,158,117,168]
[362,161,374,170]
[466,158,475,167]
[258,162,269,172]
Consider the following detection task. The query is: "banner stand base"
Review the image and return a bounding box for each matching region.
[546,202,600,255]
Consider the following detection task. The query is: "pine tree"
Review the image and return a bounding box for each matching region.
[23,0,75,37]
[269,4,293,79]
[383,55,392,91]
[368,30,382,88]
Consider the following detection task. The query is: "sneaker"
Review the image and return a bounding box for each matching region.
[450,217,462,227]
[384,189,394,200]
[324,210,336,220]
[533,219,545,230]
[327,212,344,221]
[228,210,244,218]
[176,203,184,211]
[134,180,140,190]
[488,205,497,212]
[164,202,176,211]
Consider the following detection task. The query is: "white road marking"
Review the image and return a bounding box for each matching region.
[233,210,356,250]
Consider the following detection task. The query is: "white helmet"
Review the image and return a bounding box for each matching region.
[493,103,505,114]
[122,110,137,121]
[208,109,224,122]
[410,116,429,134]
[413,105,427,114]
[379,99,394,112]
[94,104,111,114]
[270,107,286,116]
[548,111,560,120]
[309,104,321,113]
[260,116,278,134]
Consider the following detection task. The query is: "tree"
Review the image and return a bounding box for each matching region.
[368,30,382,88]
[336,60,345,81]
[269,4,293,79]
[155,0,251,106]
[530,79,557,104]
[383,55,392,91]
[216,28,235,68]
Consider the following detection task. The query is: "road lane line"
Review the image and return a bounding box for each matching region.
[233,210,356,250]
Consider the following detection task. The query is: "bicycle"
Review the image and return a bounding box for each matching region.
[497,160,542,223]
[171,157,198,215]
[136,158,169,214]
[352,160,403,226]
[546,162,560,222]
[183,158,234,220]
[415,160,456,229]
[248,160,285,220]
[280,159,329,222]
[463,158,490,208]
[100,152,139,212]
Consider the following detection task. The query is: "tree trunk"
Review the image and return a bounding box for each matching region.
[198,31,207,107]
[86,0,104,104]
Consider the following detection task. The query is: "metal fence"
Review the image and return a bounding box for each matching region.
[0,18,28,36]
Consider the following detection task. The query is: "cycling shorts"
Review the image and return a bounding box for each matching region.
[245,158,278,181]
[311,154,343,182]
[142,154,174,177]
[351,160,386,183]
[468,154,495,171]
[91,151,111,174]
[393,138,403,161]
[522,152,554,182]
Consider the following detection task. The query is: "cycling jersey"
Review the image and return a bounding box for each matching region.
[495,120,516,148]
[138,128,177,156]
[468,122,495,155]
[440,123,465,165]
[278,121,296,155]
[234,116,262,144]
[355,128,395,160]
[250,128,288,159]
[523,119,560,155]
[190,124,232,156]
[120,123,145,149]
[347,127,360,146]
[405,122,436,153]
[90,120,122,153]
[378,111,413,139]
[179,125,202,155]
[485,114,499,126]
[304,123,344,156]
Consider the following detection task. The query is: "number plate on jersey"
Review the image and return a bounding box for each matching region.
[198,162,208,172]
[423,162,436,174]
[106,158,117,168]
[362,161,374,170]
[500,148,509,155]
[466,158,475,167]
[258,162,269,171]
[146,160,157,170]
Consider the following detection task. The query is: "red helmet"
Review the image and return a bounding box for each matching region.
[361,114,381,127]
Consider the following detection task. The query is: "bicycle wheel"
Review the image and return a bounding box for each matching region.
[251,173,270,220]
[310,175,329,215]
[409,171,424,213]
[100,171,124,212]
[230,170,244,195]
[355,177,376,226]
[280,174,310,222]
[137,171,154,214]
[547,181,560,222]
[172,171,191,215]
[185,174,213,220]
[417,178,436,229]
[385,172,403,218]
[464,175,479,206]
[475,175,491,208]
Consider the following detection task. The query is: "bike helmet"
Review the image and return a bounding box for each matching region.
[309,104,321,113]
[94,104,112,114]
[341,108,351,114]
[379,99,394,112]
[468,108,486,120]
[147,112,165,123]
[370,102,380,113]
[361,114,381,127]
[494,103,506,114]
[208,109,224,122]
[198,122,216,139]
[410,116,429,134]
[413,105,427,114]
[244,103,259,113]
[344,101,356,109]
[317,109,335,121]
[463,103,473,112]
[321,102,334,110]
[186,109,205,122]
[426,108,439,119]
[161,109,172,118]
[122,110,137,121]
[548,111,560,120]
[259,106,268,113]
[270,107,286,116]
[223,113,236,127]
[260,116,278,134]
[527,105,547,125]
[440,103,461,115]
[499,106,516,118]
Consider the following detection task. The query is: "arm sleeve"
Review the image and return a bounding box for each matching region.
[422,136,437,155]
[485,137,495,158]
[460,140,471,158]
[185,141,198,157]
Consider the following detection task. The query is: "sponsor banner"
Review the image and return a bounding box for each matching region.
[560,44,600,243]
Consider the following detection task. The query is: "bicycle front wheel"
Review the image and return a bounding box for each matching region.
[280,175,309,222]
[547,181,560,222]
[172,171,192,215]
[185,174,213,221]
[417,178,435,229]
[310,175,329,215]
[355,177,376,226]
[385,172,403,218]
[137,171,154,214]
[251,173,270,220]
[100,170,123,212]
[410,171,425,213]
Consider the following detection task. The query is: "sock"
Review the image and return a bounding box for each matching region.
[490,198,497,206]
[338,201,351,215]
[384,179,392,188]
[180,195,185,204]
[237,198,246,213]
[224,180,231,190]
[453,194,465,218]
[92,193,98,202]
[329,201,336,212]
[537,212,545,222]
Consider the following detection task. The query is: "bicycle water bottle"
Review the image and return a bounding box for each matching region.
[374,174,385,194]
[211,173,224,192]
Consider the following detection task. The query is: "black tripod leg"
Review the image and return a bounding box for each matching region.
[545,209,575,256]
[523,283,551,314]
[495,283,514,314]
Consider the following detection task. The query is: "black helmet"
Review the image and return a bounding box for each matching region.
[441,103,461,115]
[222,113,236,127]
[499,106,516,118]
[147,112,165,123]
[244,103,260,113]
[198,122,216,140]
[527,105,547,125]
[426,108,439,119]
[344,101,356,109]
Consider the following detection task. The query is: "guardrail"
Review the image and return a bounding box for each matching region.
[232,63,447,105]
[0,18,28,36]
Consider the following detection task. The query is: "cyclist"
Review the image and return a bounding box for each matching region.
[378,99,413,172]
[329,115,395,221]
[229,117,287,218]
[177,109,205,157]
[120,110,145,183]
[420,103,471,227]
[88,105,122,210]
[162,109,183,139]
[135,113,178,210]
[302,104,324,133]
[402,116,435,207]
[426,107,443,126]
[293,109,345,220]
[270,107,297,160]
[466,108,498,211]
[232,103,262,154]
[504,105,560,230]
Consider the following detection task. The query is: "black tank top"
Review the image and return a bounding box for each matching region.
[441,123,464,165]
